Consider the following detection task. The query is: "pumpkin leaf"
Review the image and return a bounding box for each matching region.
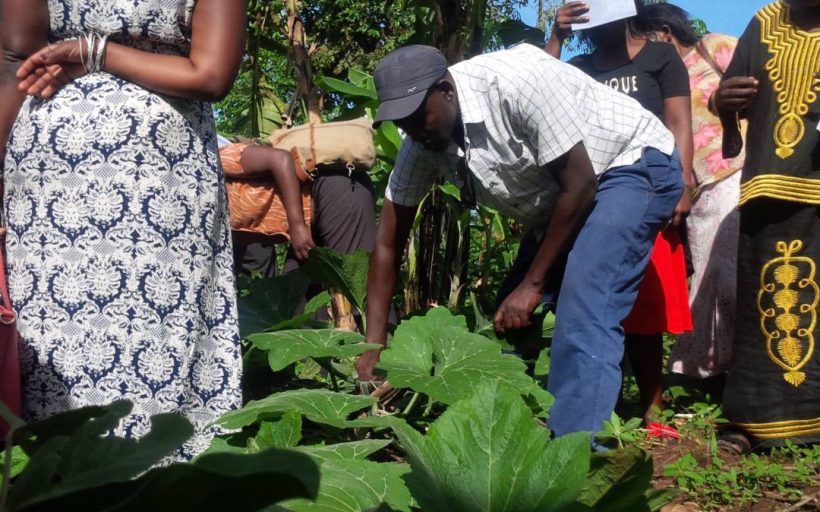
[390,380,590,511]
[215,389,375,430]
[248,329,380,372]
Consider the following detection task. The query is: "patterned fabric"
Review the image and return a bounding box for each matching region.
[385,44,674,229]
[722,1,820,205]
[669,35,744,377]
[726,199,820,445]
[683,33,746,187]
[3,0,242,458]
[720,1,820,444]
[220,143,312,242]
[670,173,741,377]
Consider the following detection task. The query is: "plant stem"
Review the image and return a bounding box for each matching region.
[1,432,12,509]
[329,371,339,392]
[402,392,422,417]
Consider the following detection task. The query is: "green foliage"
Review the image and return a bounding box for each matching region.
[0,402,320,512]
[377,308,553,412]
[248,329,380,372]
[237,272,312,338]
[596,412,644,450]
[282,457,413,512]
[216,389,376,430]
[300,247,371,314]
[389,380,590,511]
[579,447,675,512]
[664,446,820,511]
[0,447,27,487]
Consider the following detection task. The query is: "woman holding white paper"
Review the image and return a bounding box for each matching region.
[546,0,696,440]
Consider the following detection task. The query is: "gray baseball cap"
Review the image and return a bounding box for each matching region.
[373,45,448,127]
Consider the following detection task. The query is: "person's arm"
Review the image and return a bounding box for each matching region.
[16,0,247,101]
[493,142,596,333]
[713,19,758,158]
[664,95,695,225]
[240,145,315,260]
[0,0,48,163]
[544,1,589,59]
[355,198,416,382]
[655,43,695,223]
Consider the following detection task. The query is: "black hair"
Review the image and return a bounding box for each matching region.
[643,3,702,46]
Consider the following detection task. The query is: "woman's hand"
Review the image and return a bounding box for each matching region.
[713,76,759,113]
[671,182,694,227]
[493,281,543,334]
[290,223,316,261]
[16,39,87,98]
[551,2,590,43]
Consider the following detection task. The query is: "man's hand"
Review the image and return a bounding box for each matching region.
[355,347,382,383]
[714,76,759,113]
[671,182,695,227]
[17,39,87,98]
[290,223,315,261]
[493,281,543,334]
[551,2,590,43]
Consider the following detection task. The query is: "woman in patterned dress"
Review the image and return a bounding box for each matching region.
[0,0,246,457]
[645,4,746,384]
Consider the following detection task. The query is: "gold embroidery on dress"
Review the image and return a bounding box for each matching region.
[756,2,820,159]
[758,240,818,387]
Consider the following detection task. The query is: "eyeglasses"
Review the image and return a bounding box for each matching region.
[456,157,476,209]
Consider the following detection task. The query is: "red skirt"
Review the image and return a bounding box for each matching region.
[622,227,693,335]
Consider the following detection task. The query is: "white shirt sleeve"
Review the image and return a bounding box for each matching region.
[510,56,588,167]
[385,138,439,207]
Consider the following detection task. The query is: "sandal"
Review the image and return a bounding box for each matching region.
[647,422,681,441]
[717,430,752,456]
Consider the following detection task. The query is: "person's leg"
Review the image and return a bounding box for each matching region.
[625,332,665,423]
[548,149,683,437]
[232,236,278,278]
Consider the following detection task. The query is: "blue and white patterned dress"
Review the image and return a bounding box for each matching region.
[3,0,242,457]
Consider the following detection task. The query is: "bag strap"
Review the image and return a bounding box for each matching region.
[695,39,724,77]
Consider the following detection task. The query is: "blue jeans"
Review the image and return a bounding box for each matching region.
[498,148,683,437]
[547,148,683,437]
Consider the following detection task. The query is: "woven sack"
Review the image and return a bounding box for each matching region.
[267,117,376,180]
[221,143,312,243]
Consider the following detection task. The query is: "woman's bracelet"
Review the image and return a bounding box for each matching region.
[80,32,109,74]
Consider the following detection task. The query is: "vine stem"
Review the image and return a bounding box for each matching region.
[1,431,12,509]
[402,392,422,417]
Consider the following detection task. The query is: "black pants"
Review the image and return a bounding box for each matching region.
[233,172,377,277]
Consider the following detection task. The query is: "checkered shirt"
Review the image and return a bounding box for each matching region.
[385,43,675,228]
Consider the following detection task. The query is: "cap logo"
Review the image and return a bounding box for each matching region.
[406,86,417,93]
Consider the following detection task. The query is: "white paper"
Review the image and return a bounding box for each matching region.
[571,0,637,31]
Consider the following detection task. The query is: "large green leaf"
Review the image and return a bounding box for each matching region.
[315,76,378,100]
[266,292,332,332]
[10,449,320,512]
[578,447,675,512]
[237,273,311,338]
[0,445,28,486]
[297,439,391,461]
[215,389,376,429]
[300,248,371,313]
[8,401,193,509]
[377,308,547,405]
[253,411,304,451]
[283,458,412,512]
[249,329,381,372]
[390,380,590,511]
